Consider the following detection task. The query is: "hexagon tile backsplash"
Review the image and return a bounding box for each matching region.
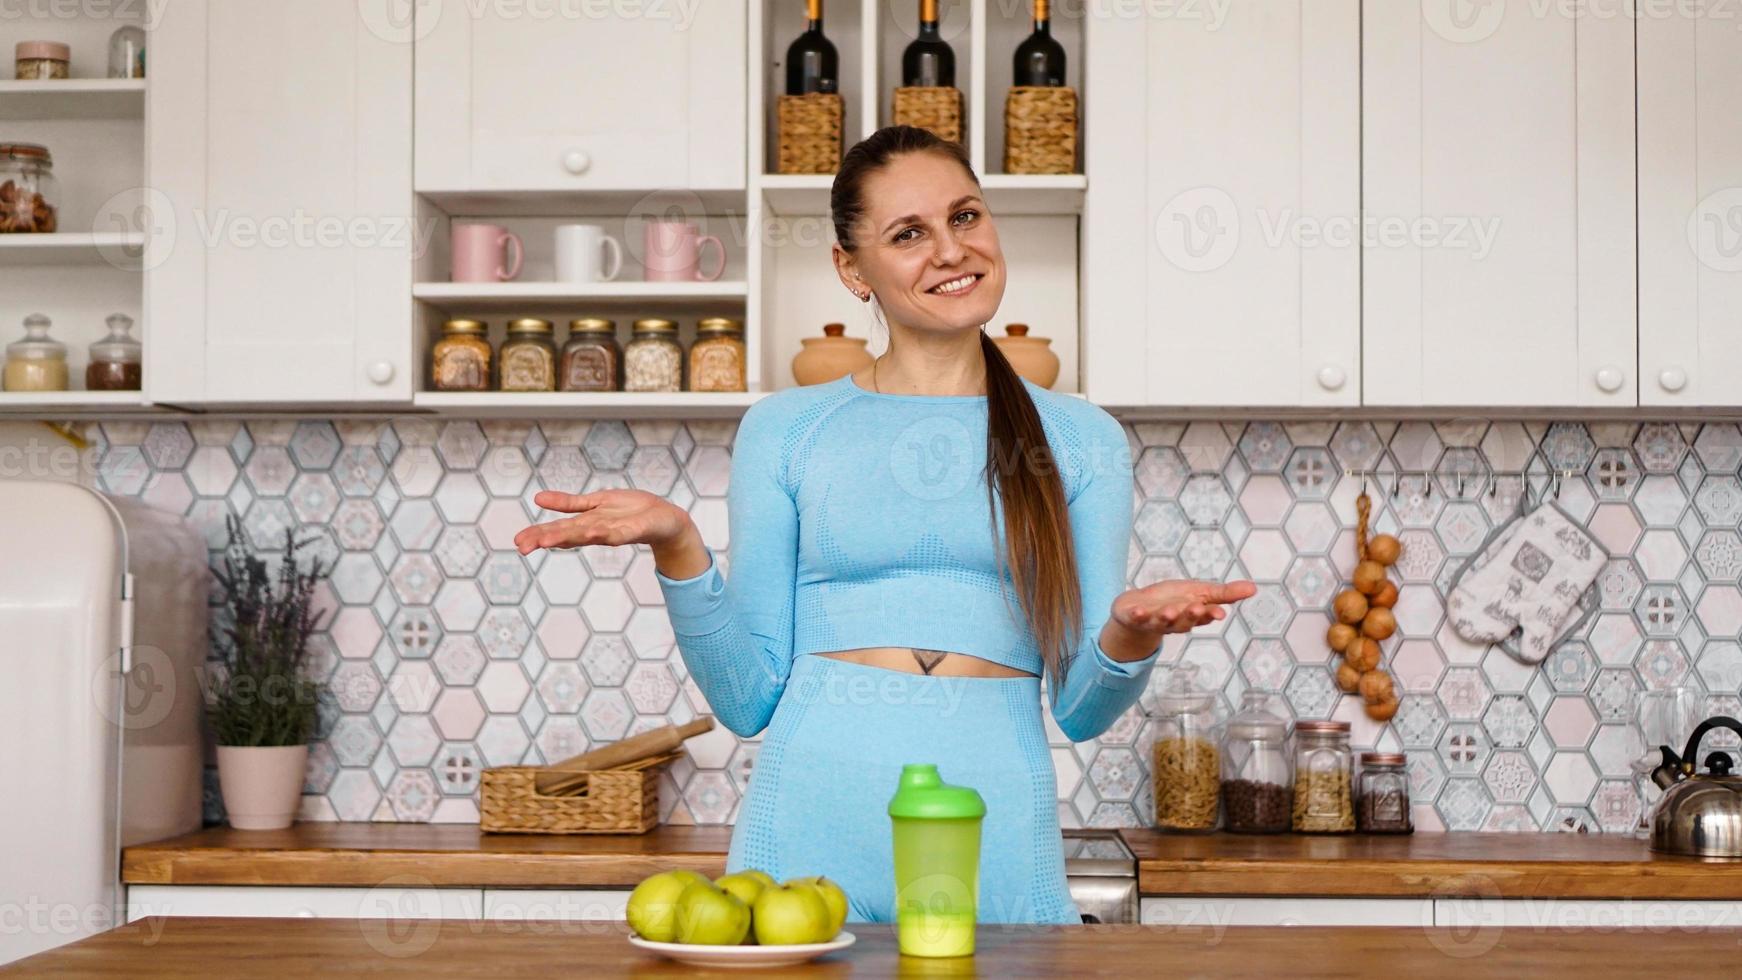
[76,417,1742,834]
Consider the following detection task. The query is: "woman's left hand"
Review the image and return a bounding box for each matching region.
[1112,579,1259,636]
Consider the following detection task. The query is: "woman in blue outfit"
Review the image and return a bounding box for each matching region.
[516,126,1256,924]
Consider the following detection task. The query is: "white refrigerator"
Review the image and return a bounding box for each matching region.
[0,480,206,965]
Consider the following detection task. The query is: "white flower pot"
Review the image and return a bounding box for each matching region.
[216,744,309,830]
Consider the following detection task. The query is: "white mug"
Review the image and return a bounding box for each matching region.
[555,224,624,283]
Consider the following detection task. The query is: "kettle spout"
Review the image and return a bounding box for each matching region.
[1650,745,1686,791]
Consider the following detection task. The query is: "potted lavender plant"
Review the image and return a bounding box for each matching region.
[205,514,333,830]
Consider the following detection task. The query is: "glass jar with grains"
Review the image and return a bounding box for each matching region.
[558,318,621,392]
[499,318,557,391]
[3,313,68,392]
[1355,752,1413,834]
[15,41,69,80]
[1150,664,1224,833]
[431,319,492,392]
[86,313,142,391]
[687,316,746,392]
[1219,691,1292,834]
[1291,720,1354,833]
[0,143,59,233]
[623,318,684,392]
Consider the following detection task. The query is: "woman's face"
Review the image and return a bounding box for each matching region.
[836,152,1006,335]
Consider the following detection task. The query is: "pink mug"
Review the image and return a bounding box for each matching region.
[643,221,725,282]
[451,224,524,283]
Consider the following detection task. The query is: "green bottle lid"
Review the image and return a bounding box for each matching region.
[887,763,986,820]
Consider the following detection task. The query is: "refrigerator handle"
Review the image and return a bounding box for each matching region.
[118,572,135,674]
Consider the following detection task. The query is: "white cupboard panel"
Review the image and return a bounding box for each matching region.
[483,889,631,922]
[125,885,483,921]
[1140,897,1433,928]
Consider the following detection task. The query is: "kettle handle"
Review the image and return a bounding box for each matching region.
[1672,716,1742,778]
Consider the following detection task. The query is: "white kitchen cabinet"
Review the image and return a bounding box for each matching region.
[1435,898,1742,930]
[415,3,744,193]
[1361,0,1635,408]
[1084,1,1360,408]
[483,889,630,922]
[146,0,413,403]
[1639,6,1742,407]
[124,885,483,921]
[1140,897,1432,928]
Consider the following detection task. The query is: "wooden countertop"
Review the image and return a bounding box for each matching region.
[124,823,1742,900]
[10,918,1691,978]
[1122,829,1742,899]
[122,824,732,888]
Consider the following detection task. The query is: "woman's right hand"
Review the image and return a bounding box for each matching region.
[514,489,694,556]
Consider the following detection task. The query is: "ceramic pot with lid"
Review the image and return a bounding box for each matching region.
[1649,715,1742,858]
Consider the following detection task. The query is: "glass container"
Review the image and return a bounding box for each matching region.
[431,318,492,392]
[86,313,142,391]
[687,316,746,392]
[1291,720,1354,833]
[15,41,69,80]
[108,26,145,78]
[1355,752,1413,833]
[558,318,621,392]
[1150,663,1225,833]
[0,143,58,233]
[1219,691,1292,834]
[499,318,557,391]
[623,318,683,392]
[3,313,68,392]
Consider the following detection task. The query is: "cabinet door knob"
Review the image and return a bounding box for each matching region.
[1594,366,1625,393]
[367,361,395,385]
[1658,367,1689,393]
[1316,365,1346,391]
[562,150,591,175]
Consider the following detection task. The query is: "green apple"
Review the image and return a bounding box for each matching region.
[624,869,708,942]
[785,875,848,938]
[752,882,833,945]
[714,871,769,909]
[675,879,751,945]
[738,869,777,890]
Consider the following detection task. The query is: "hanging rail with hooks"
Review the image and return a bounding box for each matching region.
[1341,468,1583,501]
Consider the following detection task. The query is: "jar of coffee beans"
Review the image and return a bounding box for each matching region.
[1291,720,1354,833]
[1355,752,1413,834]
[1150,664,1224,833]
[1219,691,1291,834]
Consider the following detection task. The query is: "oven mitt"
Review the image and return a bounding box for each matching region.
[1446,501,1608,664]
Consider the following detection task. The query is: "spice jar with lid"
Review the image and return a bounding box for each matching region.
[558,318,621,392]
[86,313,142,391]
[431,318,492,392]
[688,316,746,392]
[0,143,59,233]
[1219,691,1292,834]
[1291,720,1355,833]
[499,318,556,391]
[1150,663,1225,833]
[623,318,684,392]
[15,41,70,80]
[4,313,68,392]
[1355,752,1413,834]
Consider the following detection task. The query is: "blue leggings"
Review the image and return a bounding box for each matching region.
[724,653,1082,925]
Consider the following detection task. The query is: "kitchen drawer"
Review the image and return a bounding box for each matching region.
[1436,898,1742,930]
[1140,897,1433,928]
[125,885,483,921]
[483,889,631,922]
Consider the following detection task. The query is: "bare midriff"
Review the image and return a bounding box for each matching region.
[812,646,1037,678]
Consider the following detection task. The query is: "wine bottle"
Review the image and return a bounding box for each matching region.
[1013,0,1066,87]
[785,0,839,95]
[902,0,955,88]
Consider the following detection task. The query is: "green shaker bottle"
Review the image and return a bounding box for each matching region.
[887,763,986,957]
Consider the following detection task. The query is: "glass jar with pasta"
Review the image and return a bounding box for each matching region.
[1150,664,1224,833]
[1291,720,1355,833]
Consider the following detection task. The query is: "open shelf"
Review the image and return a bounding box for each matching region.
[413,390,767,418]
[413,280,749,313]
[758,171,1083,215]
[419,188,746,219]
[0,390,151,414]
[0,79,145,120]
[0,233,146,267]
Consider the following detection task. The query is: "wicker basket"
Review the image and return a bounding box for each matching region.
[892,86,963,144]
[1004,85,1078,175]
[478,749,681,834]
[776,92,844,174]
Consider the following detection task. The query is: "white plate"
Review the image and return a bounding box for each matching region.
[627,930,856,968]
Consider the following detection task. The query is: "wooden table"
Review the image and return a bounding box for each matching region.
[7,917,1708,977]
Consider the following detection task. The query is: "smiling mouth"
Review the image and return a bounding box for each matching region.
[927,273,983,296]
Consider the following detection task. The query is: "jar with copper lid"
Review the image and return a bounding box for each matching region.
[1355,752,1413,834]
[15,41,69,79]
[1291,720,1354,833]
[431,318,492,391]
[623,318,683,392]
[688,316,746,392]
[86,313,142,391]
[3,313,68,392]
[0,143,59,233]
[499,318,557,391]
[558,318,621,392]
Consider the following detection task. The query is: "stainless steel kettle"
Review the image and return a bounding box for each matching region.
[1649,715,1742,857]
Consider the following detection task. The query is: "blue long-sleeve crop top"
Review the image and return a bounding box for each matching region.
[652,370,1161,740]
